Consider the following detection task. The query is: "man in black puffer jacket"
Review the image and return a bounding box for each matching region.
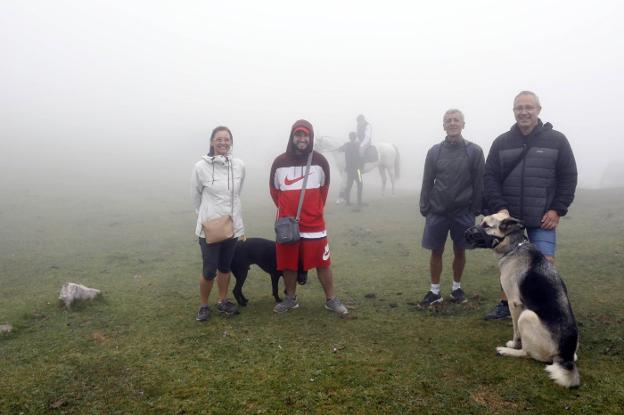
[482,91,578,320]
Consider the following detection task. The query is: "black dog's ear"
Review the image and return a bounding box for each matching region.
[499,217,525,234]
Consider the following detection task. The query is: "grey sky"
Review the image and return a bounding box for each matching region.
[1,0,623,190]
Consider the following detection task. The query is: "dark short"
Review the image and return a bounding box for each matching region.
[198,237,238,280]
[422,211,475,251]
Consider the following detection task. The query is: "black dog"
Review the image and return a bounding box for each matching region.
[231,237,307,306]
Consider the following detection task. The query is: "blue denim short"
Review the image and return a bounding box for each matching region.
[422,212,475,251]
[526,227,557,257]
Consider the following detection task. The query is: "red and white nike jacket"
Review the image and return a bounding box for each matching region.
[269,120,330,238]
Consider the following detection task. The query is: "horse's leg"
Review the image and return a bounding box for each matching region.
[379,166,387,196]
[389,168,395,195]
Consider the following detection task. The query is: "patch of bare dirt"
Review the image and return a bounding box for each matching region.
[471,386,519,413]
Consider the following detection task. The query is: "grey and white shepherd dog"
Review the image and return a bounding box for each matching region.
[465,212,580,388]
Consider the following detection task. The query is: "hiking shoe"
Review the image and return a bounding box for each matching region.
[419,291,443,307]
[196,305,211,321]
[325,297,348,315]
[450,288,467,304]
[216,299,239,315]
[483,301,511,320]
[273,296,299,313]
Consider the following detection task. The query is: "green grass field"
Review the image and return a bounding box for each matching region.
[1,183,623,414]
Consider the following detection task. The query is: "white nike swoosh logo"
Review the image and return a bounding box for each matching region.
[322,244,330,261]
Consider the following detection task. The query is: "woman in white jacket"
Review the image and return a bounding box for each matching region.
[191,126,245,321]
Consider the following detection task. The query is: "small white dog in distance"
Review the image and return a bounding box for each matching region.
[59,282,101,308]
[465,212,580,388]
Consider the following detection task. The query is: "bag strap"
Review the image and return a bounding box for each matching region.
[295,151,314,221]
[501,143,530,183]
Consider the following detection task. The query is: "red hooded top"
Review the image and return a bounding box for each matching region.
[269,119,330,238]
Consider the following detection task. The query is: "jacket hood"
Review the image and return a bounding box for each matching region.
[286,119,315,155]
[511,119,553,138]
[443,135,466,145]
[201,154,231,166]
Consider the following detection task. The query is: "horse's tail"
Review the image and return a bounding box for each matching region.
[392,144,400,179]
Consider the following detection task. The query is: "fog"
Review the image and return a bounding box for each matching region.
[2,0,624,203]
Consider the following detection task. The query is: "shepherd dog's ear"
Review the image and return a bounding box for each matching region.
[499,217,525,234]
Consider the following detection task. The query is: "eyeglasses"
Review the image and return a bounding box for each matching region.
[513,105,539,112]
[443,118,463,124]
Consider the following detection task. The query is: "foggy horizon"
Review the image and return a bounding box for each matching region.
[2,0,624,198]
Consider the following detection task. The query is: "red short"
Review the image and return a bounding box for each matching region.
[276,238,331,271]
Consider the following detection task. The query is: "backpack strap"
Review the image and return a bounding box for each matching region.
[463,140,478,182]
[433,141,444,166]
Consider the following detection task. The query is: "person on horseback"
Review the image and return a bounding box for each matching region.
[338,132,364,206]
[356,114,376,163]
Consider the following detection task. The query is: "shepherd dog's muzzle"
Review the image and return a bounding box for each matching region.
[464,225,503,249]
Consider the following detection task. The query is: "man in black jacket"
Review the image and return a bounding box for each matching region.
[338,132,364,206]
[483,91,578,320]
[419,109,485,306]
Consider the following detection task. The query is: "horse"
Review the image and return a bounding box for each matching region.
[315,136,400,202]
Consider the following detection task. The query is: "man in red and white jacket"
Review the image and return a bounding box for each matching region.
[269,119,348,315]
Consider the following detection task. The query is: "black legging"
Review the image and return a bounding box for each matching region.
[198,237,238,280]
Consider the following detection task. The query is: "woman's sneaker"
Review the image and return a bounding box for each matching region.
[325,297,348,315]
[273,296,299,313]
[217,299,239,315]
[196,305,211,321]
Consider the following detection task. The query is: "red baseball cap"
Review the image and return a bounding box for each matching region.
[293,126,310,135]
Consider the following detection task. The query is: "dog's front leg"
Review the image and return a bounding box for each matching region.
[231,269,248,306]
[496,301,527,357]
[506,301,523,349]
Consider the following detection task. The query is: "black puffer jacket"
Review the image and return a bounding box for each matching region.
[420,137,485,217]
[483,120,577,227]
